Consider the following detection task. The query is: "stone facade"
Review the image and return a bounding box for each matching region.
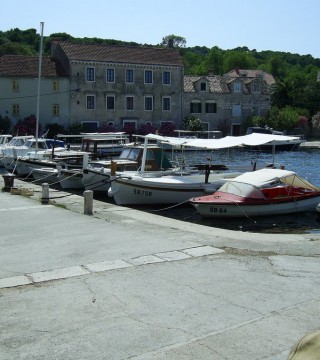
[0,45,275,136]
[184,70,275,135]
[51,42,184,132]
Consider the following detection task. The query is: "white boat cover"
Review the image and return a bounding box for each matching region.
[145,133,300,149]
[222,168,319,191]
[214,168,320,199]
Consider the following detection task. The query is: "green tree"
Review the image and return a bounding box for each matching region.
[0,42,36,56]
[266,56,287,79]
[271,80,292,108]
[161,34,186,48]
[266,106,281,129]
[223,50,258,73]
[267,106,301,131]
[291,82,320,116]
[205,47,224,75]
[181,49,206,75]
[182,116,204,132]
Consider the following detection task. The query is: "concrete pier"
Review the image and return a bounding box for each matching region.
[0,176,319,360]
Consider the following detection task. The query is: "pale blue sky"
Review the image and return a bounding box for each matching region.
[2,0,319,58]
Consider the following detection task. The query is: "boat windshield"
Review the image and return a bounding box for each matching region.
[219,181,265,199]
[119,147,156,161]
[119,147,141,160]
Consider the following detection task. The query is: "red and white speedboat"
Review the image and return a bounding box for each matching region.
[189,168,320,218]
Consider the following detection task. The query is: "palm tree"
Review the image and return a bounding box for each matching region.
[271,80,292,108]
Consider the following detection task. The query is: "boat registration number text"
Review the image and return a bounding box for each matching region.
[209,207,227,213]
[133,188,152,197]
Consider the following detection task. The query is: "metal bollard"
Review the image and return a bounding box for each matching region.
[83,190,93,215]
[2,173,15,192]
[41,183,49,204]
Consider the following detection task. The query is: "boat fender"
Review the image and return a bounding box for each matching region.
[111,160,117,176]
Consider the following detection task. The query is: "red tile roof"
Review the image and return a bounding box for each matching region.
[224,69,275,85]
[56,42,184,67]
[0,55,67,77]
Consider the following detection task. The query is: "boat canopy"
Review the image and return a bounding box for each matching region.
[221,168,320,191]
[145,133,299,149]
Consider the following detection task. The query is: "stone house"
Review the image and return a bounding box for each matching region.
[51,41,184,132]
[0,44,275,136]
[0,54,69,131]
[184,69,275,136]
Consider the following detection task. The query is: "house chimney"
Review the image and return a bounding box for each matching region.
[168,39,174,48]
[208,69,214,76]
[50,38,61,57]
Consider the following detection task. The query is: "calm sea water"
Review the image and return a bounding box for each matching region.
[175,147,320,187]
[149,147,320,234]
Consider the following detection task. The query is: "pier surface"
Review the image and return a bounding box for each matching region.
[1,175,320,360]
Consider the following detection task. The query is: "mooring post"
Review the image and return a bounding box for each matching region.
[84,190,93,215]
[41,183,49,204]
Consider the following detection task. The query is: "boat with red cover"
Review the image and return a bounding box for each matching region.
[189,168,320,218]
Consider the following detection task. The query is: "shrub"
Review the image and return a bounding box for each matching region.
[0,115,11,133]
[13,115,41,136]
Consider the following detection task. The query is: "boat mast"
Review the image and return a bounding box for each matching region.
[140,136,148,173]
[36,21,44,150]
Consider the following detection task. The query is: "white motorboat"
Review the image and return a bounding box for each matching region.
[0,135,34,168]
[82,142,174,193]
[0,134,12,148]
[109,171,240,205]
[244,127,305,151]
[190,168,320,218]
[15,149,87,177]
[2,137,65,171]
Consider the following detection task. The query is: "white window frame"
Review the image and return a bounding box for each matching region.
[233,81,241,92]
[106,68,115,83]
[162,71,171,85]
[106,95,115,110]
[86,67,95,82]
[144,96,153,111]
[144,70,153,84]
[123,119,137,130]
[126,69,134,83]
[162,97,171,111]
[86,95,95,110]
